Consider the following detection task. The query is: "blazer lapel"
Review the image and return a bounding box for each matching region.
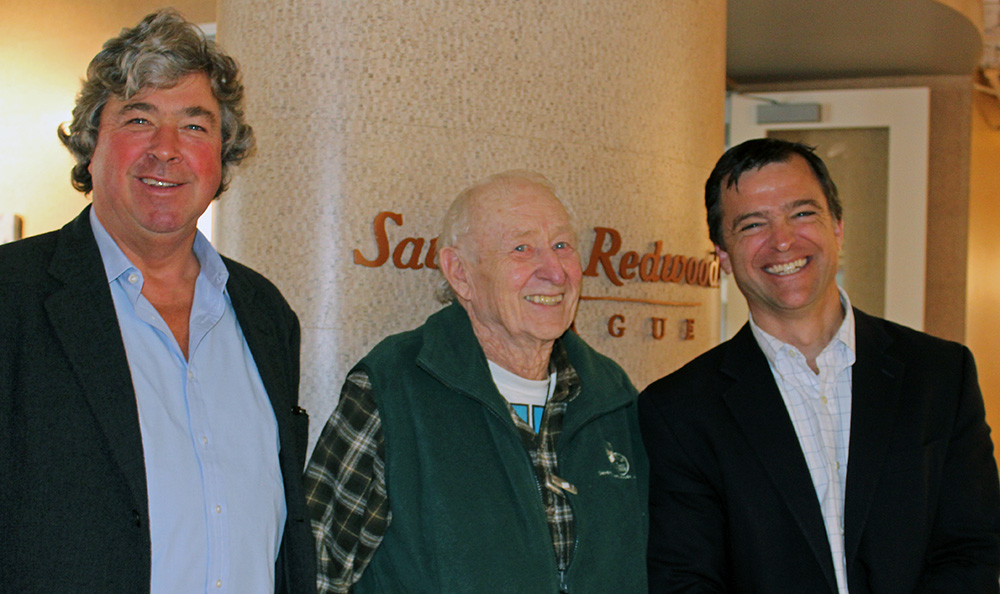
[720,325,840,593]
[843,310,904,561]
[45,208,148,511]
[224,264,293,422]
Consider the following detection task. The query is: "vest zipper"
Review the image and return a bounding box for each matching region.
[457,383,575,593]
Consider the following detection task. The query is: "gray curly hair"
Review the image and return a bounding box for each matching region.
[57,9,254,197]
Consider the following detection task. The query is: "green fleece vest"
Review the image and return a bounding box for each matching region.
[352,303,648,594]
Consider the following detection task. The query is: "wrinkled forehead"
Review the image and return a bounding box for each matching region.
[469,181,571,232]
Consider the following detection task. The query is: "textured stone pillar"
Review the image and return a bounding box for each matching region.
[215,0,727,449]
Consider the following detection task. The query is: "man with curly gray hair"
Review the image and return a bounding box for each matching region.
[0,9,315,593]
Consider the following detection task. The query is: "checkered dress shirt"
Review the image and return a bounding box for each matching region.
[750,293,856,594]
[304,343,580,594]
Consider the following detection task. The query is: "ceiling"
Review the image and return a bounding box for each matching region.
[727,0,985,84]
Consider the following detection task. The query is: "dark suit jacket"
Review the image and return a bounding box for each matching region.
[0,207,316,593]
[639,309,1000,593]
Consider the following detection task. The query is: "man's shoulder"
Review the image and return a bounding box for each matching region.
[359,322,428,369]
[0,230,60,277]
[855,308,964,353]
[649,332,739,383]
[1,208,102,288]
[362,302,468,362]
[220,254,277,289]
[854,308,970,370]
[356,305,478,384]
[560,330,634,387]
[220,255,293,309]
[0,229,77,317]
[638,331,749,415]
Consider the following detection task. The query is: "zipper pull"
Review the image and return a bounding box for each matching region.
[558,568,570,593]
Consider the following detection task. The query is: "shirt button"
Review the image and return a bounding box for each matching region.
[201,435,209,445]
[215,505,222,514]
[820,395,828,405]
[188,370,194,380]
[127,273,139,284]
[216,579,222,588]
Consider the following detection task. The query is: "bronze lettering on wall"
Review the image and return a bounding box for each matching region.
[608,314,626,337]
[583,227,718,288]
[353,211,439,270]
[605,315,697,340]
[354,212,717,288]
[354,212,712,342]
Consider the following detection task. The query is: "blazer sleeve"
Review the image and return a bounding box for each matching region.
[639,386,728,593]
[916,347,1000,593]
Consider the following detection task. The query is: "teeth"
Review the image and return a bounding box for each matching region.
[141,178,180,188]
[524,294,563,305]
[765,258,807,276]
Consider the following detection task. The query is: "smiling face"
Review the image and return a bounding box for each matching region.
[716,154,844,331]
[88,72,222,253]
[440,180,583,360]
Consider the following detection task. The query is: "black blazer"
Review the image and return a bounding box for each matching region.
[0,207,316,593]
[639,310,1000,593]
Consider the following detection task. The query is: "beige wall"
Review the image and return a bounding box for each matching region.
[0,1,215,239]
[215,0,727,447]
[969,91,1000,458]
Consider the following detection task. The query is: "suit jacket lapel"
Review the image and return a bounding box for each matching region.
[45,207,148,511]
[843,309,904,561]
[224,265,294,426]
[721,325,839,593]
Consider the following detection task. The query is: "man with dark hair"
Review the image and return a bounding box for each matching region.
[0,10,314,592]
[639,137,1000,593]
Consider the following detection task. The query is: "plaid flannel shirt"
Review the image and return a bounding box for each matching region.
[304,343,580,594]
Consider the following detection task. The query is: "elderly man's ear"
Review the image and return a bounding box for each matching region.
[439,246,473,302]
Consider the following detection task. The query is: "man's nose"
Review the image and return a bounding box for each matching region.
[771,221,795,252]
[147,126,181,162]
[536,248,568,283]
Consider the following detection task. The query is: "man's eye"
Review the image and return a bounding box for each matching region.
[739,222,762,232]
[126,117,150,125]
[186,124,207,132]
[554,241,569,250]
[513,245,527,252]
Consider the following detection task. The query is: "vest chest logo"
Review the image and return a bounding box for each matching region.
[599,441,634,480]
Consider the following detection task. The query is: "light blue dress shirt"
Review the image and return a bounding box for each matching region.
[90,210,286,594]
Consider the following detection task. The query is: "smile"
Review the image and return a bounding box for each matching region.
[140,178,180,188]
[765,257,807,276]
[524,294,563,305]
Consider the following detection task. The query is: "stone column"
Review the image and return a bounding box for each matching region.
[215,0,727,449]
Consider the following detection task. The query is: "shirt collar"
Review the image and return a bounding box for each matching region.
[90,207,135,286]
[749,287,856,368]
[89,207,229,293]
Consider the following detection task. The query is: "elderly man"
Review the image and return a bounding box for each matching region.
[305,170,648,593]
[639,138,1000,593]
[0,10,314,593]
